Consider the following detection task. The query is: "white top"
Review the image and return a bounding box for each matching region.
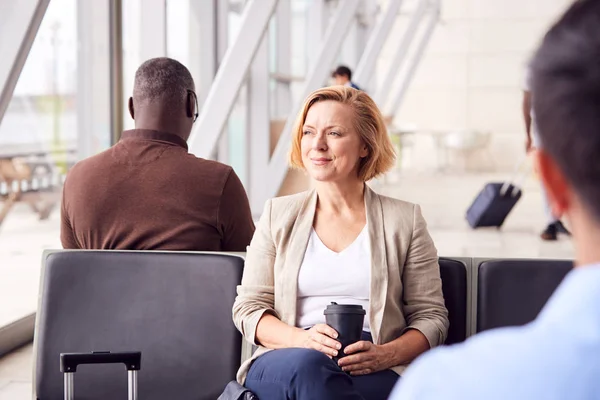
[296,225,372,332]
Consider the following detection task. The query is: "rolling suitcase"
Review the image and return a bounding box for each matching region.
[60,351,142,400]
[466,157,530,228]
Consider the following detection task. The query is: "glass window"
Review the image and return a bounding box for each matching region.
[0,0,78,327]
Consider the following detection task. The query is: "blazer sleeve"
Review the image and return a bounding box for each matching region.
[232,199,281,345]
[401,204,449,347]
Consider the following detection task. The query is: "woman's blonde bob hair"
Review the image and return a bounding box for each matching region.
[288,86,396,182]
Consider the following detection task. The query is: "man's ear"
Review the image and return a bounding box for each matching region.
[186,91,195,119]
[534,149,571,217]
[128,97,135,120]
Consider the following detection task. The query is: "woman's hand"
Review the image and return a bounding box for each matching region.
[293,324,342,358]
[337,341,394,376]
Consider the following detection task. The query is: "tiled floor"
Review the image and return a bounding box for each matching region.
[376,170,574,259]
[0,345,32,400]
[0,169,575,398]
[0,204,61,329]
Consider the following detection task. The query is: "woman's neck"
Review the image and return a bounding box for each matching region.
[315,180,365,214]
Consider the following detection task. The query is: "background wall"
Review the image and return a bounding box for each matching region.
[375,0,573,172]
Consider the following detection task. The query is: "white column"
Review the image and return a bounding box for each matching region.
[189,0,217,105]
[0,0,50,122]
[216,0,229,65]
[247,36,270,215]
[339,19,359,70]
[77,0,112,159]
[307,0,327,68]
[217,0,230,164]
[139,0,167,61]
[274,0,292,117]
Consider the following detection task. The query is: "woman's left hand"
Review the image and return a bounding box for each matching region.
[337,341,394,376]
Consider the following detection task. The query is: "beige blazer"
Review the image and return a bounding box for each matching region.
[232,185,449,383]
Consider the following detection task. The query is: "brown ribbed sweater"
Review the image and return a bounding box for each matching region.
[61,129,255,251]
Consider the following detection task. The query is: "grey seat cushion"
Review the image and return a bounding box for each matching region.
[34,251,244,400]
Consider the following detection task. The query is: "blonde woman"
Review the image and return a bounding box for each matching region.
[232,86,448,400]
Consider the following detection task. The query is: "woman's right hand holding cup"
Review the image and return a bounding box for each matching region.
[295,324,341,358]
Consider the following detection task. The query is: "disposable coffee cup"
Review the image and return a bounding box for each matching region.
[324,302,366,361]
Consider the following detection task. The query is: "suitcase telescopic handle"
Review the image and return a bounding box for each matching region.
[500,155,531,197]
[61,351,141,400]
[60,351,141,372]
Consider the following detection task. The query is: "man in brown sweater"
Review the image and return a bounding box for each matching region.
[61,57,255,251]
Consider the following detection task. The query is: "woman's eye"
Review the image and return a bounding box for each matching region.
[329,131,341,136]
[302,131,312,135]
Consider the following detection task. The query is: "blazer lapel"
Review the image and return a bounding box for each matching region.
[280,190,318,324]
[365,185,388,343]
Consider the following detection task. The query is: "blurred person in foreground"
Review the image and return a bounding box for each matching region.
[523,61,571,240]
[332,65,362,90]
[61,57,254,251]
[232,86,448,400]
[390,1,600,398]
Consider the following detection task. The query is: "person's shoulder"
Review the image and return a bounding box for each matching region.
[183,156,233,176]
[394,322,598,400]
[65,148,114,182]
[258,191,313,236]
[391,327,522,399]
[269,190,312,214]
[374,190,417,215]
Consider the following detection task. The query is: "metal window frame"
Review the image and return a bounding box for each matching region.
[140,0,167,61]
[247,36,270,215]
[217,0,230,164]
[77,0,112,159]
[189,0,218,105]
[109,0,124,145]
[0,0,50,124]
[274,0,292,117]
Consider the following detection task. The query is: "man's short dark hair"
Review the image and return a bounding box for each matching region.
[133,57,195,109]
[531,0,600,220]
[332,65,352,80]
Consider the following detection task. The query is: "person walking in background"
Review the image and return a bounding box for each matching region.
[523,62,571,240]
[332,65,362,90]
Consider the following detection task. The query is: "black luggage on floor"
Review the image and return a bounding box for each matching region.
[466,182,522,228]
[466,158,528,228]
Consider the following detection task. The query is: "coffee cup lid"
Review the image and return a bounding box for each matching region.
[323,302,366,315]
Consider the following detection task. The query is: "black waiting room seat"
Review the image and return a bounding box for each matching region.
[476,258,573,333]
[438,258,468,345]
[33,251,245,400]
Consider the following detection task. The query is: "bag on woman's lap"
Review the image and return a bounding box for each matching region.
[218,380,259,400]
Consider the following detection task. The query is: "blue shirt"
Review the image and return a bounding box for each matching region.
[389,265,600,400]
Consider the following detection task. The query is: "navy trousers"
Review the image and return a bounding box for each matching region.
[245,332,399,400]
